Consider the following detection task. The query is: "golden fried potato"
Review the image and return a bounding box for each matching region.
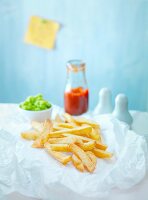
[89,128,101,141]
[31,121,44,132]
[95,141,107,151]
[21,130,40,140]
[55,114,64,123]
[47,143,70,152]
[48,126,92,138]
[48,136,77,144]
[63,113,75,124]
[74,117,100,128]
[45,143,71,165]
[57,123,76,129]
[79,141,95,151]
[32,137,45,148]
[32,120,53,148]
[72,154,85,172]
[86,151,97,171]
[62,134,94,142]
[42,119,53,133]
[93,148,112,159]
[69,143,95,173]
[52,125,69,131]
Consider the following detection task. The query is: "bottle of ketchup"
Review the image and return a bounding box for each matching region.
[64,60,89,115]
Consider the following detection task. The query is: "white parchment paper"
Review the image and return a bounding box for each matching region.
[0,104,147,200]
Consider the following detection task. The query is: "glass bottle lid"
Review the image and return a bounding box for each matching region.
[67,60,86,72]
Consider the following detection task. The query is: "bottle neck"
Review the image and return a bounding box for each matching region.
[66,70,87,89]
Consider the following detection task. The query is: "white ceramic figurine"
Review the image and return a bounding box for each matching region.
[113,93,133,126]
[94,88,113,114]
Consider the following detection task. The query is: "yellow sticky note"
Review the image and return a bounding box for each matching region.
[25,16,60,49]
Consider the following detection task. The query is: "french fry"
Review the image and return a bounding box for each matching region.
[72,154,85,172]
[32,120,53,148]
[42,120,53,133]
[89,128,101,141]
[79,141,95,151]
[86,151,97,171]
[57,123,76,129]
[93,148,112,159]
[74,117,100,128]
[95,141,107,150]
[45,143,71,165]
[31,121,44,132]
[52,125,69,131]
[48,136,77,144]
[48,126,92,138]
[47,143,70,152]
[21,130,40,140]
[69,143,95,173]
[32,137,45,148]
[62,134,95,142]
[32,133,49,148]
[55,114,63,123]
[63,113,75,123]
[60,134,107,151]
[31,125,52,148]
[75,138,84,146]
[52,122,76,131]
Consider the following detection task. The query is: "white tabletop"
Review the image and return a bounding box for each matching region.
[6,174,148,200]
[0,104,148,200]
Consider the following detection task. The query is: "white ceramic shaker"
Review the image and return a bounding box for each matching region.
[94,88,113,115]
[113,94,133,126]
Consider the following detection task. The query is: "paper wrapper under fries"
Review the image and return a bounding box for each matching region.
[0,105,147,200]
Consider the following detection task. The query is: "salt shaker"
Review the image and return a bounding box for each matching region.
[113,94,133,126]
[94,88,113,114]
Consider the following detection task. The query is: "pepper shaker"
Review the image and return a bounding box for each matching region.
[113,94,133,126]
[94,88,113,115]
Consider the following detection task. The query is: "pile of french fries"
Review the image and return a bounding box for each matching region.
[21,113,112,173]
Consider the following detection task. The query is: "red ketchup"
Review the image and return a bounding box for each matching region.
[64,87,89,115]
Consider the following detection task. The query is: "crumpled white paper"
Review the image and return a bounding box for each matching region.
[0,104,147,200]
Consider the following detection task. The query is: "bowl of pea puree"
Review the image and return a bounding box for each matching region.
[19,94,52,121]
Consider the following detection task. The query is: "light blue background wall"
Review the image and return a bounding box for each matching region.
[0,0,148,111]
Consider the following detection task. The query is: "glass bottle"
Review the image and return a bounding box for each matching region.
[64,60,89,115]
